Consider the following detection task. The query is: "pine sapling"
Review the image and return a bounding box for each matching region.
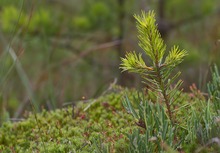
[120,11,187,125]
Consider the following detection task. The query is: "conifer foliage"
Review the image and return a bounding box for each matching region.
[120,11,188,124]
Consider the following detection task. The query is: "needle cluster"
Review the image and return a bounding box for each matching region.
[120,11,188,124]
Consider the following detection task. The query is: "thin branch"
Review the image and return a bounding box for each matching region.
[59,40,122,67]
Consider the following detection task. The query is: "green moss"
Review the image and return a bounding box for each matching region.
[0,87,136,152]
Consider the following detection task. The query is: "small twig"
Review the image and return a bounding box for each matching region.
[62,78,118,110]
[62,99,91,107]
[60,40,122,66]
[83,78,118,111]
[10,118,25,122]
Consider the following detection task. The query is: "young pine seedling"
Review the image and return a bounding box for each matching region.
[120,11,187,124]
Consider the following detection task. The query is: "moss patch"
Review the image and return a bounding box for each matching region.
[0,87,137,152]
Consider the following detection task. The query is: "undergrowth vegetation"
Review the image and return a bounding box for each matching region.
[0,82,219,152]
[0,87,136,152]
[0,10,220,153]
[120,11,220,153]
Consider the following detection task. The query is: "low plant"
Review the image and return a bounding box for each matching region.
[121,11,187,125]
[208,65,220,115]
[120,11,219,152]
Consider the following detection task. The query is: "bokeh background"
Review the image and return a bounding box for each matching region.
[0,0,220,119]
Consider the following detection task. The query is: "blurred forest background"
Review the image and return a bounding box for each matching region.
[0,0,220,120]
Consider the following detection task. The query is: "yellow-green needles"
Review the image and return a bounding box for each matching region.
[120,11,187,124]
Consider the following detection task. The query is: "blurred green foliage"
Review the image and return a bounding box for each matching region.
[71,16,91,31]
[28,9,57,35]
[0,0,219,125]
[1,6,26,33]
